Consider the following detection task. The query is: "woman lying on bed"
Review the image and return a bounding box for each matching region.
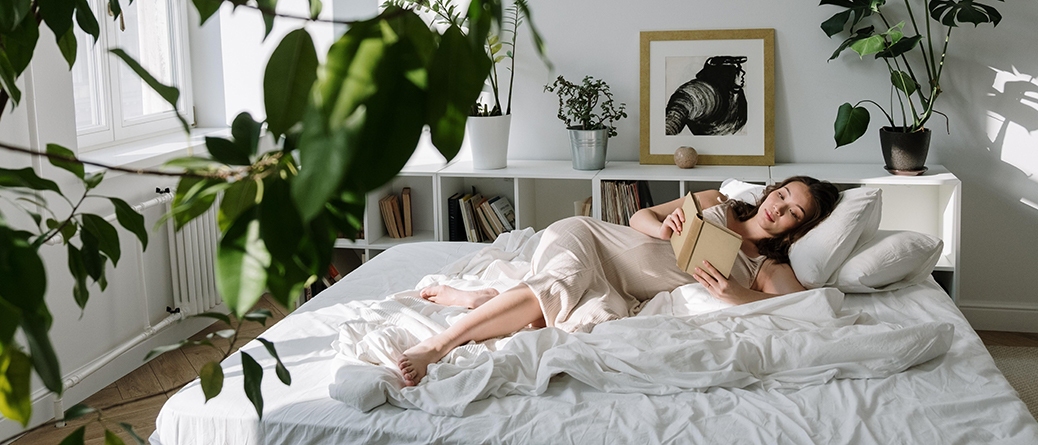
[398,176,840,386]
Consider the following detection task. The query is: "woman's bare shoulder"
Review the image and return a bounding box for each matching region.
[754,260,806,295]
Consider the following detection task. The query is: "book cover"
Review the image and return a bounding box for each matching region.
[489,197,515,231]
[459,193,477,242]
[379,195,399,238]
[482,199,505,236]
[474,200,496,240]
[402,187,412,237]
[670,192,743,279]
[390,194,405,238]
[447,192,463,241]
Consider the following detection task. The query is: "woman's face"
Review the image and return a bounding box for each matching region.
[756,181,816,237]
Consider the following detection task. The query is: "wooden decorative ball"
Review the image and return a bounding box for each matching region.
[674,146,698,169]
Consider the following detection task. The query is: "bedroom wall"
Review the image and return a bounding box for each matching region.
[493,0,1037,330]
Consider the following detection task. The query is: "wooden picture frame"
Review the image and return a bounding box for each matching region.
[640,29,775,166]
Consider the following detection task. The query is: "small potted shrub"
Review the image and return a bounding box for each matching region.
[820,0,1003,174]
[544,75,628,170]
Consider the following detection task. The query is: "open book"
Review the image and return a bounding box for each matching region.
[670,192,743,279]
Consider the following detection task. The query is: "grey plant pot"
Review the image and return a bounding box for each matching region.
[568,127,609,170]
[880,126,931,172]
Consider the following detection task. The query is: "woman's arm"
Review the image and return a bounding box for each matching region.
[692,260,805,305]
[629,190,728,239]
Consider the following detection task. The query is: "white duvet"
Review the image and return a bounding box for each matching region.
[328,230,954,416]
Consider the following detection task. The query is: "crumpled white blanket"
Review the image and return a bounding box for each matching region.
[328,230,954,416]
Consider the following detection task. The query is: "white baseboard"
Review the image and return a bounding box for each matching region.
[959,303,1038,333]
[0,314,218,443]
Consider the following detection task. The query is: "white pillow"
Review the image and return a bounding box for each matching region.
[834,230,943,293]
[718,179,883,289]
[789,187,882,288]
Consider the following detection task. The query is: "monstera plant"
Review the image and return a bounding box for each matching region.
[821,0,1003,171]
[0,0,545,443]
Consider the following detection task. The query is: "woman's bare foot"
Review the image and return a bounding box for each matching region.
[420,285,499,309]
[397,340,448,386]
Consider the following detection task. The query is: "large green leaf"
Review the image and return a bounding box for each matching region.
[104,429,126,445]
[890,70,918,96]
[218,178,260,232]
[257,338,291,385]
[0,297,21,345]
[62,403,96,421]
[0,167,62,193]
[231,112,262,158]
[263,28,318,138]
[109,197,148,250]
[0,0,31,33]
[256,0,277,39]
[57,426,86,445]
[144,340,194,361]
[81,213,121,266]
[167,176,229,231]
[426,24,490,162]
[1,12,39,76]
[929,0,1002,27]
[107,0,120,21]
[0,346,32,426]
[205,137,251,166]
[850,34,886,57]
[191,0,220,26]
[39,0,76,44]
[46,144,85,179]
[259,176,303,260]
[216,213,270,317]
[56,23,78,70]
[0,51,21,104]
[834,102,871,148]
[21,306,62,394]
[291,106,356,222]
[0,222,47,313]
[264,255,309,309]
[199,361,224,402]
[240,351,264,419]
[875,34,921,59]
[78,229,103,282]
[67,243,91,310]
[74,0,99,42]
[109,48,190,133]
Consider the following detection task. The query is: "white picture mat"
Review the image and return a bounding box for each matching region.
[649,39,765,156]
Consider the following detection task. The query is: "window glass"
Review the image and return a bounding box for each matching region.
[115,0,177,121]
[72,1,107,132]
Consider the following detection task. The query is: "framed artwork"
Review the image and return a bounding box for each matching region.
[640,29,775,165]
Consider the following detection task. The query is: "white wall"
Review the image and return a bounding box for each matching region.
[501,0,1037,328]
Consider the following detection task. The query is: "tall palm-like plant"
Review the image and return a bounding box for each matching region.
[821,0,1003,147]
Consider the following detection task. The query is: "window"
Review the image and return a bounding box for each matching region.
[73,0,194,151]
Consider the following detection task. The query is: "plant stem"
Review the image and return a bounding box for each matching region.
[38,191,88,246]
[901,0,935,82]
[0,141,231,179]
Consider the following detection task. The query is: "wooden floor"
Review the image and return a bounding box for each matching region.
[8,305,1037,444]
[11,296,290,445]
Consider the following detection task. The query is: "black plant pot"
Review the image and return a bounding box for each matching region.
[879,126,930,173]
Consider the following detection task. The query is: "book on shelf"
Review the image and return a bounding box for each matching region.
[447,192,464,241]
[574,196,593,217]
[391,194,405,239]
[379,195,399,238]
[475,199,496,240]
[402,187,413,237]
[481,199,506,236]
[459,193,477,242]
[670,192,742,279]
[489,196,515,231]
[601,180,654,225]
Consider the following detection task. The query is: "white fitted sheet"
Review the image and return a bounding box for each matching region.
[152,241,1038,445]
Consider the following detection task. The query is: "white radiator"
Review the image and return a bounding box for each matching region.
[165,198,221,316]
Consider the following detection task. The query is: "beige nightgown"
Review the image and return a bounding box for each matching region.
[524,203,766,333]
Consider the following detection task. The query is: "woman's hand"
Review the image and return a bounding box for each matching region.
[658,207,685,240]
[692,260,757,305]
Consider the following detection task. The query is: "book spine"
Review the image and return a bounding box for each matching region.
[402,187,412,237]
[448,193,462,241]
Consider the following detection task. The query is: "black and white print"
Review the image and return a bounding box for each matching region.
[664,55,748,136]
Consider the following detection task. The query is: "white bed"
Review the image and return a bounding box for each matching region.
[152,240,1038,444]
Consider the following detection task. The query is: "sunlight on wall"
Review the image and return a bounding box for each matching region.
[985,66,1038,183]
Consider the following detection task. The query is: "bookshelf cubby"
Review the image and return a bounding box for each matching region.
[334,160,961,300]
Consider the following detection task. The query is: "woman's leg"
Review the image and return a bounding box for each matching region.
[398,283,544,386]
[420,285,499,309]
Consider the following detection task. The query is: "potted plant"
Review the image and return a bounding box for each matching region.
[544,75,628,170]
[820,0,1003,174]
[394,0,532,169]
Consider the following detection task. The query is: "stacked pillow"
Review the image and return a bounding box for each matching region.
[717,179,943,293]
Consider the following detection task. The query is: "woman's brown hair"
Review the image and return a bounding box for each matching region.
[729,176,840,263]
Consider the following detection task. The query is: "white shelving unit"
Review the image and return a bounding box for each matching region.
[335,160,961,299]
[771,163,961,299]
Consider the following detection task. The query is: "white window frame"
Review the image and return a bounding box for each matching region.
[76,0,195,152]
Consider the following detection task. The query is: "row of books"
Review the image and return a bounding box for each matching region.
[301,264,345,304]
[379,187,413,239]
[601,180,654,226]
[448,191,516,242]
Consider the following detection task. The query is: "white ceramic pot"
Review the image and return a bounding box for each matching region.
[467,114,511,170]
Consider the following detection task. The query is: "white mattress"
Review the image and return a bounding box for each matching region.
[152,242,1038,444]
